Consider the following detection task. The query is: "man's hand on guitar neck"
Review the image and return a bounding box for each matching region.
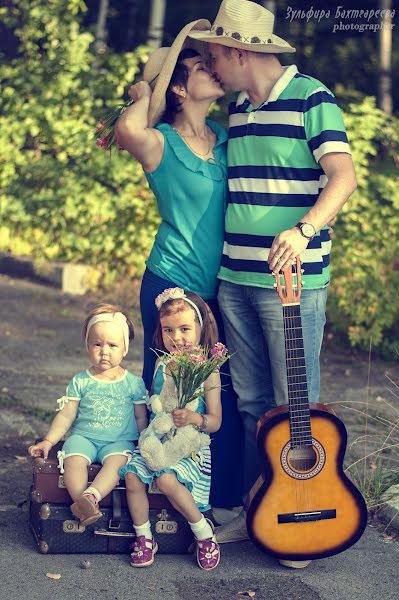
[268,227,309,274]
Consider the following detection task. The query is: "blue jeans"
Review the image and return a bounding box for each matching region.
[218,280,328,496]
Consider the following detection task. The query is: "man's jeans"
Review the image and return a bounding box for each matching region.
[218,280,328,496]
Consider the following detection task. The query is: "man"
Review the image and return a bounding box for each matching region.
[189,0,357,567]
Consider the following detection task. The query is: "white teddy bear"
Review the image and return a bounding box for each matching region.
[138,375,210,472]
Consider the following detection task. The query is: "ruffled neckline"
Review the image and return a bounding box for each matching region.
[156,119,227,181]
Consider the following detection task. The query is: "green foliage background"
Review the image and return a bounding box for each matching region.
[0,0,398,354]
[0,0,159,288]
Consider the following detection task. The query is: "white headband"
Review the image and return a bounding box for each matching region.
[85,312,130,356]
[155,287,203,327]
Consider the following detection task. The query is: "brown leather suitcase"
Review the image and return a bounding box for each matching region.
[30,442,173,510]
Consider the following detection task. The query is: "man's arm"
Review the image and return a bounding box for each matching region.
[268,152,357,273]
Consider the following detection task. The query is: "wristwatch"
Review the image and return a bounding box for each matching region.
[295,221,316,241]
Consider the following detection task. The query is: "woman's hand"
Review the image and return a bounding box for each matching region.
[172,408,197,428]
[28,439,53,459]
[128,81,152,103]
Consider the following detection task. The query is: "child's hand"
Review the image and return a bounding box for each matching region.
[172,409,195,428]
[28,439,53,459]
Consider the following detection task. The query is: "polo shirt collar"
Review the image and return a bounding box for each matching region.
[236,64,299,109]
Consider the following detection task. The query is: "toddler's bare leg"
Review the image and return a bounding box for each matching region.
[125,473,149,525]
[91,454,128,498]
[156,473,202,523]
[63,456,89,501]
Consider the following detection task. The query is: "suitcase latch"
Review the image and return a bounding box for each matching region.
[155,509,178,534]
[63,520,86,534]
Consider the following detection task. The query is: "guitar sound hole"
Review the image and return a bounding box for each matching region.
[287,445,318,472]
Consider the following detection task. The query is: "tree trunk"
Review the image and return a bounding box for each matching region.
[147,0,166,49]
[94,0,109,55]
[378,0,393,115]
[261,1,276,12]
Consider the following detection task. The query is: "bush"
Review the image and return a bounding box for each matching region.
[328,97,399,356]
[0,0,159,286]
[1,3,398,355]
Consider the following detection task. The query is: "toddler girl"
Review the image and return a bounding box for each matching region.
[28,304,148,526]
[120,288,222,570]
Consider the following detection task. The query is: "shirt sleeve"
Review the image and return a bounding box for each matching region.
[131,376,149,405]
[303,85,351,164]
[65,375,82,401]
[56,374,81,411]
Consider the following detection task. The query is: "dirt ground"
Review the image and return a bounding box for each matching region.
[0,272,398,512]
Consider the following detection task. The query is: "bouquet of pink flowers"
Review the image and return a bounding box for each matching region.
[94,99,133,151]
[158,342,231,408]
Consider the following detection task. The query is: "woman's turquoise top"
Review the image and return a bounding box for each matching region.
[145,119,228,300]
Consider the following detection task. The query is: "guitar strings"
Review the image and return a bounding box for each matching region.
[285,302,310,513]
[283,271,312,514]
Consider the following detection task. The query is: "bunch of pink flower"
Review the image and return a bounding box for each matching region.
[211,342,229,361]
[94,99,133,152]
[156,342,231,408]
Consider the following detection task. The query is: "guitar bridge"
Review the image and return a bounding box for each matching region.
[278,509,336,523]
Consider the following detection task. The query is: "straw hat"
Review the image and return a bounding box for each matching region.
[143,19,211,127]
[188,0,295,54]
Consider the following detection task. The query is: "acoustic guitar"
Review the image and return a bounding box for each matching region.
[246,258,367,560]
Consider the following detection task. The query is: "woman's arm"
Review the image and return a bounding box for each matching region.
[114,81,164,172]
[27,401,79,459]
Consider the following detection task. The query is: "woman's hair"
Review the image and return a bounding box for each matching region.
[153,291,218,353]
[83,303,134,342]
[161,48,201,124]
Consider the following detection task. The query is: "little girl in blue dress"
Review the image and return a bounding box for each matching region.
[28,304,148,526]
[120,288,222,570]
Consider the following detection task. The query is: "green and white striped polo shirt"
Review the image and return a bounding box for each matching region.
[218,65,351,290]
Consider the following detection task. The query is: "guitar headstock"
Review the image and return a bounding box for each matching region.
[274,257,302,305]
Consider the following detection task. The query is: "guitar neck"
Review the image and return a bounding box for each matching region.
[283,303,312,446]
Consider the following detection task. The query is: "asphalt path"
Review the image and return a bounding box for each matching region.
[1,274,398,599]
[1,502,398,600]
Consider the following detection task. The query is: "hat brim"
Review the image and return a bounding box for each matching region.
[147,19,212,127]
[188,30,295,54]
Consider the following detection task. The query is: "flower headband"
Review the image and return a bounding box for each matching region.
[155,288,203,327]
[85,312,130,356]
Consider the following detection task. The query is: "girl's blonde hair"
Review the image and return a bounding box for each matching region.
[153,292,218,353]
[83,303,134,341]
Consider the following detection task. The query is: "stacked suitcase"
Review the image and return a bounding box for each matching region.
[29,443,194,554]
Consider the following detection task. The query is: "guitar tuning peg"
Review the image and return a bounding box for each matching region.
[273,283,277,288]
[301,269,305,274]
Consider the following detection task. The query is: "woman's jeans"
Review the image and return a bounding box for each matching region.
[218,280,328,496]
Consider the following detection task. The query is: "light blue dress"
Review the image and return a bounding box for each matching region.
[120,363,211,511]
[65,369,148,442]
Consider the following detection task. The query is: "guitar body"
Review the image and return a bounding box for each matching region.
[247,403,368,560]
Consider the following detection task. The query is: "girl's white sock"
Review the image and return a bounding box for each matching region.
[83,486,102,503]
[133,520,152,539]
[189,515,214,541]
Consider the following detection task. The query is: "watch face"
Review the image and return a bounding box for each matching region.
[301,223,315,238]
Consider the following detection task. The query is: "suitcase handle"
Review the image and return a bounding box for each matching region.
[94,529,135,538]
[108,489,122,529]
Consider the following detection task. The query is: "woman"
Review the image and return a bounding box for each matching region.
[115,20,242,510]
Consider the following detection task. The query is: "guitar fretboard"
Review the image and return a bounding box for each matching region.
[283,303,312,447]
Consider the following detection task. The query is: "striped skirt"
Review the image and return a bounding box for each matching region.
[120,447,211,512]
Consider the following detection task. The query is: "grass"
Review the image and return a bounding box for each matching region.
[337,369,399,522]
